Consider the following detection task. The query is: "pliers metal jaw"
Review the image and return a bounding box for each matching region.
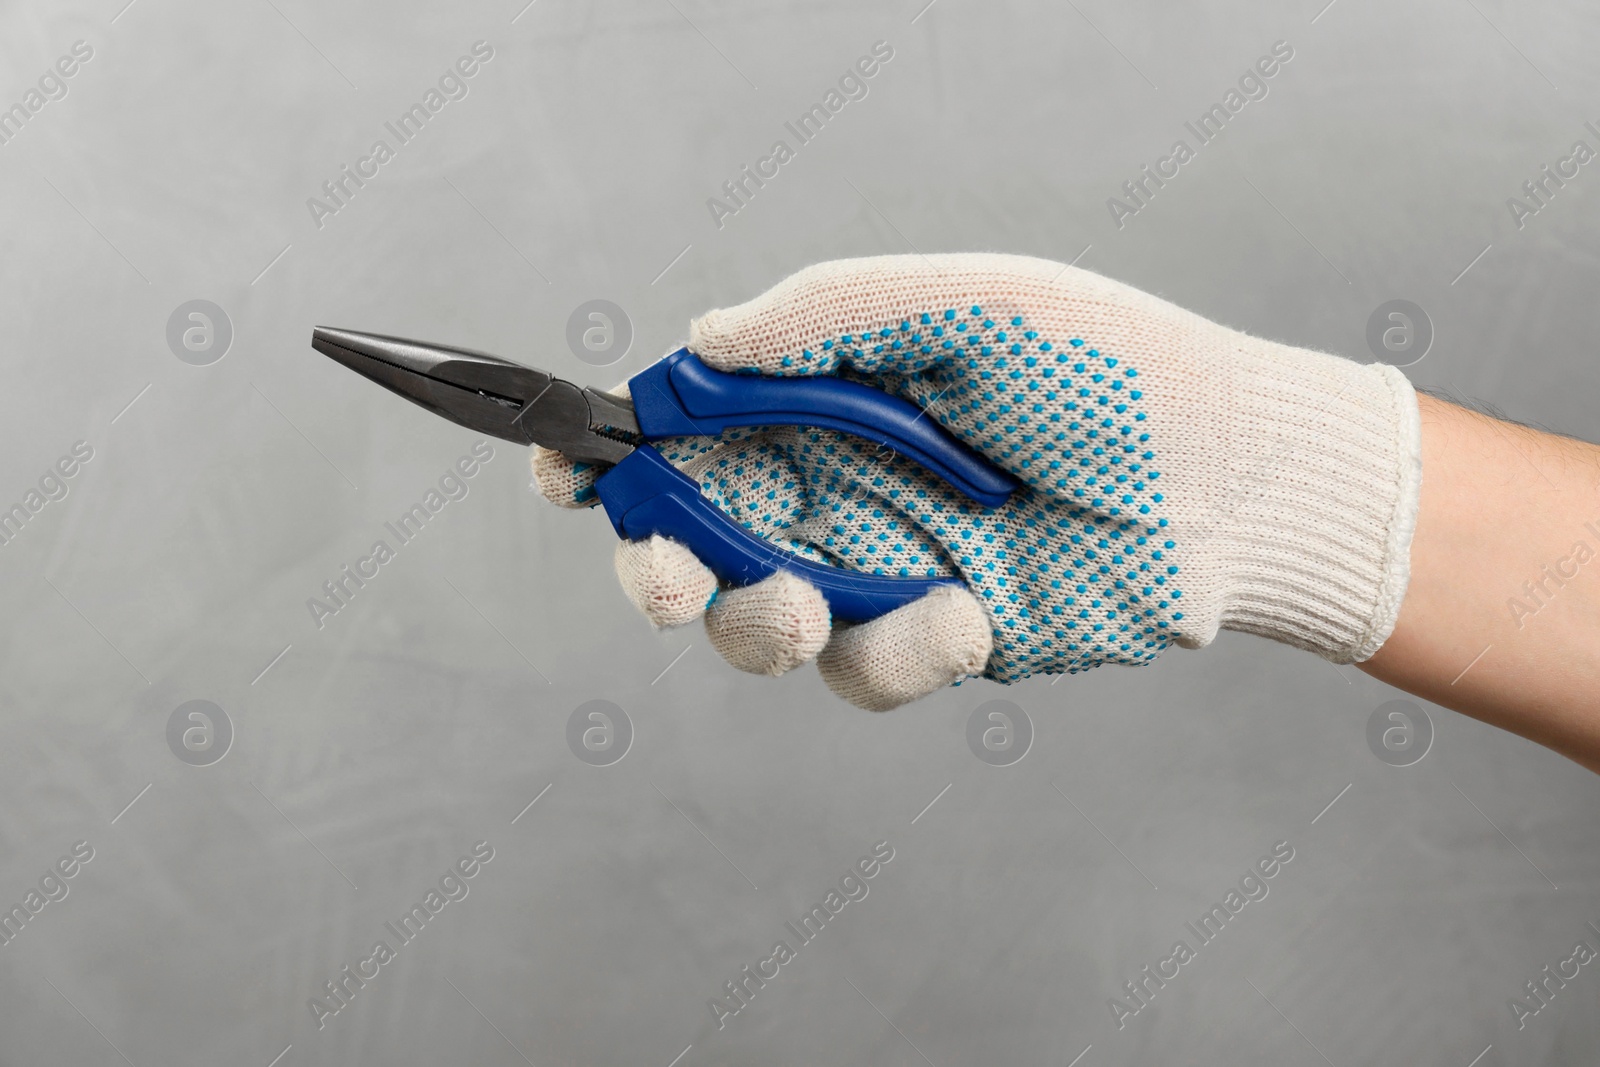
[311,327,640,465]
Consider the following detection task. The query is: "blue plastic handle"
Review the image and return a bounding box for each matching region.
[626,349,1019,509]
[595,446,963,622]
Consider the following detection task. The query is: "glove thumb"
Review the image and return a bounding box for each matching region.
[528,382,630,509]
[687,257,911,376]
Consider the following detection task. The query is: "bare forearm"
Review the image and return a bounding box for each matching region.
[1360,394,1600,772]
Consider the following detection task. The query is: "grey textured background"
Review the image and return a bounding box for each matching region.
[1,0,1598,1064]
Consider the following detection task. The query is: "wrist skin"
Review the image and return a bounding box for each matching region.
[1360,394,1600,774]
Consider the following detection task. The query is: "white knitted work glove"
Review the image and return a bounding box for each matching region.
[533,254,1421,710]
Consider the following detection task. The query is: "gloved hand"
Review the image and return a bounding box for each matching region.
[533,254,1421,710]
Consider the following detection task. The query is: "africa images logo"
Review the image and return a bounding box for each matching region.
[705,40,895,229]
[1107,840,1295,1029]
[1105,41,1294,229]
[309,841,494,1030]
[306,442,494,629]
[306,41,495,230]
[0,40,94,148]
[707,840,895,1030]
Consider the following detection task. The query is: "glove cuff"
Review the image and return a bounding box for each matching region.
[1201,344,1422,663]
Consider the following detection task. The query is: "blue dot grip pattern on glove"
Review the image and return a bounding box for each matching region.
[606,306,1184,683]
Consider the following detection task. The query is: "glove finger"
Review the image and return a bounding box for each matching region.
[531,445,604,508]
[613,535,719,629]
[704,571,831,676]
[529,382,632,509]
[817,584,993,711]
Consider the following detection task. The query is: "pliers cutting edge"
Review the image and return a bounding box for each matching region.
[311,328,1018,621]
